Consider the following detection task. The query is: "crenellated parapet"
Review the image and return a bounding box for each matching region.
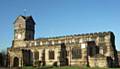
[23,31,113,48]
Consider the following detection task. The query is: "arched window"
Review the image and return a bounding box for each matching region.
[34,51,39,60]
[72,48,82,59]
[49,50,54,60]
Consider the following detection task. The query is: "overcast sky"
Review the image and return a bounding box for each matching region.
[0,0,120,51]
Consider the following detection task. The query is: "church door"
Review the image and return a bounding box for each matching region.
[13,57,19,67]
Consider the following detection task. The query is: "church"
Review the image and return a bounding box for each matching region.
[7,15,119,68]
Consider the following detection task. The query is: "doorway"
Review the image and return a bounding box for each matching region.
[13,57,19,67]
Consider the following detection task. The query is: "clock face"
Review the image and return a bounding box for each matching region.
[18,23,23,28]
[15,23,23,29]
[18,34,22,39]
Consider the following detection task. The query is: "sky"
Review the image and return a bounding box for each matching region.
[0,0,120,51]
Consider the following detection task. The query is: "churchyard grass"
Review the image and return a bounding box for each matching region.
[22,66,120,69]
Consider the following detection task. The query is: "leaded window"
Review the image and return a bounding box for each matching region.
[87,46,99,57]
[49,50,54,60]
[34,51,39,60]
[99,43,107,54]
[72,48,81,59]
[99,37,105,43]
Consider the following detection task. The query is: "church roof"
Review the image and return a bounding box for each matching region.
[21,16,32,20]
[13,15,35,24]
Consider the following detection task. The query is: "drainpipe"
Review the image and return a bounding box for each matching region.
[86,46,89,67]
[70,46,71,66]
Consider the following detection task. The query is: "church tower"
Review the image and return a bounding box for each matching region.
[14,15,35,40]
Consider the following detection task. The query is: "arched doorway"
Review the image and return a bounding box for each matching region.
[13,57,19,67]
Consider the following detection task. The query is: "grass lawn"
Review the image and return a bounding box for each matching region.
[22,66,120,69]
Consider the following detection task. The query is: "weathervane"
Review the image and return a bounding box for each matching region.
[23,9,27,16]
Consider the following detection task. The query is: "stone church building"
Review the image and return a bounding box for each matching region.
[7,15,119,68]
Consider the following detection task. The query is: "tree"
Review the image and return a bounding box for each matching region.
[0,50,7,67]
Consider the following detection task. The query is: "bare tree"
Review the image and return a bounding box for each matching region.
[0,50,7,67]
